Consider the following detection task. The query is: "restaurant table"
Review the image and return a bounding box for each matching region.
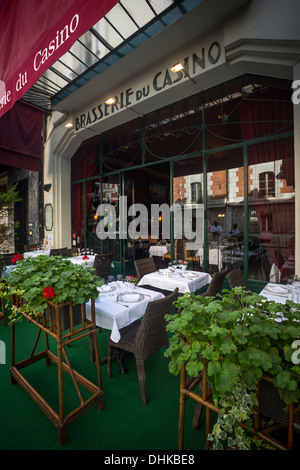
[85,282,164,374]
[67,255,95,268]
[23,249,50,258]
[149,244,170,258]
[138,268,212,294]
[85,282,164,343]
[195,247,223,270]
[259,282,293,305]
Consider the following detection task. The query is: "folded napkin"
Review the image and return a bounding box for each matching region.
[121,293,141,302]
[265,285,289,295]
[98,285,112,292]
[181,272,198,278]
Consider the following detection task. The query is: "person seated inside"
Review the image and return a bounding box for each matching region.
[230,223,239,235]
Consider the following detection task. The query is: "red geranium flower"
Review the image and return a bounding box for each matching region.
[11,253,22,263]
[82,255,89,260]
[10,253,23,264]
[43,286,55,299]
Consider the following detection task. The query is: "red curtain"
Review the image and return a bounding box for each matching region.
[239,89,294,270]
[72,136,99,243]
[0,100,44,171]
[0,0,119,118]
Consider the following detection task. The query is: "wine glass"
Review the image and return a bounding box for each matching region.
[116,274,123,287]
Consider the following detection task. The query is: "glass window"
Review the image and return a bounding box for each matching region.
[207,147,244,273]
[191,182,202,203]
[248,137,294,283]
[259,171,275,197]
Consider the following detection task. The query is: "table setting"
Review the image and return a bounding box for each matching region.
[137,265,212,294]
[23,249,50,258]
[85,278,164,343]
[67,254,95,268]
[259,282,300,304]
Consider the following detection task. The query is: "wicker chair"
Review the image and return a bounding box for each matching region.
[134,258,171,297]
[60,247,76,257]
[107,287,179,405]
[134,258,156,281]
[24,244,39,252]
[199,267,228,297]
[49,248,66,256]
[226,268,247,289]
[92,252,113,279]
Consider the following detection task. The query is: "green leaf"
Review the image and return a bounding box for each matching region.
[232,325,250,344]
[275,371,297,391]
[208,359,239,395]
[219,336,237,355]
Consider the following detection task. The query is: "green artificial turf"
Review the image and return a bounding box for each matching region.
[0,318,209,451]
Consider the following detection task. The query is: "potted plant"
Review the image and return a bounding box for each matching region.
[1,254,103,326]
[165,287,300,450]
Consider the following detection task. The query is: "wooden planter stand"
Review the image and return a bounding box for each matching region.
[0,296,6,326]
[178,361,299,450]
[10,295,104,446]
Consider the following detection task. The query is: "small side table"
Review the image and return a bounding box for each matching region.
[10,296,104,446]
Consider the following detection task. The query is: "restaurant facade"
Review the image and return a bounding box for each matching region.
[42,0,300,290]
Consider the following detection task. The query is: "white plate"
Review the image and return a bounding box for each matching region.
[117,292,144,303]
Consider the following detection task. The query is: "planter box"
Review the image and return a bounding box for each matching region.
[45,303,83,330]
[259,378,300,429]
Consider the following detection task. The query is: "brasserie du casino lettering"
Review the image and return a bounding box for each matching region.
[75,41,222,132]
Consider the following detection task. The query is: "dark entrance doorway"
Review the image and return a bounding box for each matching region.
[14,178,28,252]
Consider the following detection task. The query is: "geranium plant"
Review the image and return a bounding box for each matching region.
[2,255,103,322]
[165,287,300,449]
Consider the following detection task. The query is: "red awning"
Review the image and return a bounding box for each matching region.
[0,101,44,172]
[0,0,119,119]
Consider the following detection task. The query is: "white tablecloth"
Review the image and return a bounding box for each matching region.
[23,250,50,258]
[149,245,169,258]
[85,284,164,342]
[259,283,291,304]
[196,248,223,270]
[138,268,212,294]
[67,255,95,268]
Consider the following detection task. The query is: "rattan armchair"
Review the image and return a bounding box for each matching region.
[199,267,228,297]
[24,244,39,252]
[134,258,171,296]
[60,247,76,257]
[134,258,156,280]
[107,288,179,405]
[226,268,247,289]
[49,248,66,256]
[92,252,113,279]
